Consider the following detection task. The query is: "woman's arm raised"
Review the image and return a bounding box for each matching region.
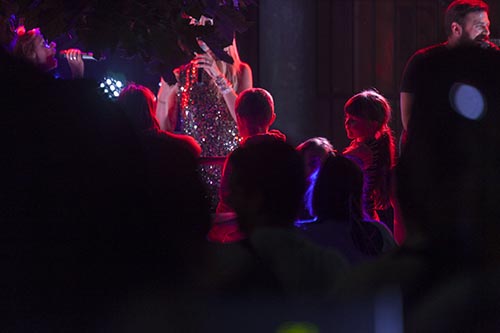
[156,77,179,132]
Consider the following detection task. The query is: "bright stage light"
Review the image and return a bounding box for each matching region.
[99,76,126,100]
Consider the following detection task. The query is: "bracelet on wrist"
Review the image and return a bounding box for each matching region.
[214,75,233,95]
[220,87,233,95]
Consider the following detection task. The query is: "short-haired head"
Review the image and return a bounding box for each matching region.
[445,0,489,36]
[235,88,276,137]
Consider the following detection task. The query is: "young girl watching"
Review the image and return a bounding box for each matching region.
[343,89,396,226]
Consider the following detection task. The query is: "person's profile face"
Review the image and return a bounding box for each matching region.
[460,11,490,44]
[33,33,57,71]
[344,113,378,141]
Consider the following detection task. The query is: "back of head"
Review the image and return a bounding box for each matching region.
[296,137,335,177]
[228,137,305,228]
[296,137,335,157]
[312,155,363,221]
[235,88,275,137]
[444,0,489,36]
[118,83,159,132]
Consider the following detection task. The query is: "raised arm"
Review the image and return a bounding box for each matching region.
[156,77,179,132]
[193,43,253,122]
[220,63,253,122]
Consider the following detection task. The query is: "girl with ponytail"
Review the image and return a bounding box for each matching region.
[343,89,396,226]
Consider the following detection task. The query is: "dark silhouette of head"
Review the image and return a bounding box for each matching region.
[312,155,364,222]
[118,83,160,132]
[296,137,336,179]
[227,137,305,233]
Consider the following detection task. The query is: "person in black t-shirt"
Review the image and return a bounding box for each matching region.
[400,0,494,139]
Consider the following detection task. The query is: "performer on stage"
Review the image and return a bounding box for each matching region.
[12,26,84,79]
[157,36,252,210]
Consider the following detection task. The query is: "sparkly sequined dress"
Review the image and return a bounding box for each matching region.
[176,63,240,210]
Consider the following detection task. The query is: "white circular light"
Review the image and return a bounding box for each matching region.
[116,81,123,88]
[106,79,112,85]
[449,83,486,120]
[113,91,119,97]
[109,85,115,91]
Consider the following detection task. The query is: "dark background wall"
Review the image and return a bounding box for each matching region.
[255,0,500,149]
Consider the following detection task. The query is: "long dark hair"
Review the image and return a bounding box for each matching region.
[117,83,160,132]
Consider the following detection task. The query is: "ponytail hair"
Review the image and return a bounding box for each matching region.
[378,125,397,169]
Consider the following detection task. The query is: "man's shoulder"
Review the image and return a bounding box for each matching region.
[401,42,449,92]
[411,42,448,60]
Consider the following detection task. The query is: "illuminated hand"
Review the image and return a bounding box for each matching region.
[65,48,84,79]
[192,40,222,79]
[157,78,178,102]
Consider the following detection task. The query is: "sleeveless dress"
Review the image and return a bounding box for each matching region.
[176,63,240,210]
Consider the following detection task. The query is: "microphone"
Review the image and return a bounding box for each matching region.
[197,67,204,85]
[490,38,500,47]
[478,40,500,50]
[59,50,98,61]
[196,39,209,85]
[194,51,205,85]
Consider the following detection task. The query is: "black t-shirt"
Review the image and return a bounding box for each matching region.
[400,43,449,94]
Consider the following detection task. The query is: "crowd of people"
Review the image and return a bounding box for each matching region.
[2,0,500,331]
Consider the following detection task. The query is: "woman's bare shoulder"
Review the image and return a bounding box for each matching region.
[238,62,252,76]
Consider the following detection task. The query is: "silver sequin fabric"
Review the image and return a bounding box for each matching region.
[176,63,240,210]
[177,63,240,157]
